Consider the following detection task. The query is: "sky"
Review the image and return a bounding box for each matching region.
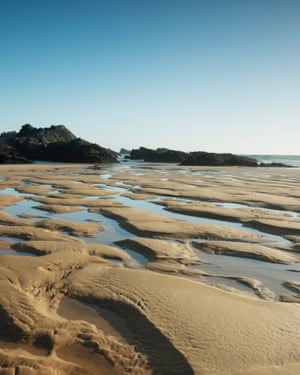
[0,0,299,154]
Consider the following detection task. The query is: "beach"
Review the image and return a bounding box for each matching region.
[0,162,300,374]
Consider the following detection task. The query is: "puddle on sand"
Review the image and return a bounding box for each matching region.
[193,253,300,299]
[0,237,36,256]
[0,187,22,195]
[215,202,249,209]
[203,275,257,296]
[112,194,291,247]
[50,207,145,264]
[2,198,44,219]
[0,249,37,257]
[1,197,144,265]
[54,208,135,245]
[100,173,112,180]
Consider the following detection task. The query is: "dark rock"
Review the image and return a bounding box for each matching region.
[0,124,118,164]
[144,149,188,163]
[9,124,77,160]
[119,148,131,156]
[0,144,31,163]
[44,138,118,163]
[129,147,258,166]
[180,152,258,166]
[129,147,188,163]
[259,162,293,168]
[130,147,153,160]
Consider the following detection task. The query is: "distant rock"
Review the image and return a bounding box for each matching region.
[130,147,188,163]
[181,152,258,166]
[130,147,153,160]
[129,147,258,166]
[119,148,131,156]
[144,149,189,163]
[259,162,293,168]
[0,124,118,164]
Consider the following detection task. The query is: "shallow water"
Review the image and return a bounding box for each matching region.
[52,208,136,246]
[0,249,36,257]
[113,193,291,246]
[100,173,112,180]
[215,202,249,209]
[1,162,299,299]
[202,275,257,296]
[3,198,45,219]
[195,253,300,299]
[0,187,21,195]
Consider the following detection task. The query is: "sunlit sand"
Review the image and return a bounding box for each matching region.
[0,163,299,374]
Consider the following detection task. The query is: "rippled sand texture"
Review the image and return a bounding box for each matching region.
[0,163,300,375]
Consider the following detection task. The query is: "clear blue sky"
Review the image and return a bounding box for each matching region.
[1,0,299,153]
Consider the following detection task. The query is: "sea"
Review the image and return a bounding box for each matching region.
[245,155,300,168]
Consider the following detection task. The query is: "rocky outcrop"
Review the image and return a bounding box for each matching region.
[130,147,188,163]
[259,162,293,168]
[0,124,118,164]
[130,147,153,160]
[43,138,118,163]
[129,147,258,166]
[144,149,188,163]
[0,144,31,164]
[119,148,131,156]
[181,152,258,166]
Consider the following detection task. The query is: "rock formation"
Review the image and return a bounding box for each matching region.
[144,149,188,163]
[130,147,188,163]
[0,124,118,163]
[119,148,131,156]
[130,147,153,160]
[181,151,258,166]
[129,147,258,166]
[0,143,31,163]
[259,162,293,168]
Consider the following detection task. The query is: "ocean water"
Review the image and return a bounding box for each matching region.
[246,155,300,168]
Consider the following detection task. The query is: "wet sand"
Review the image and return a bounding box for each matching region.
[0,162,300,374]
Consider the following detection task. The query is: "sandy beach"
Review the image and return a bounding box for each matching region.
[0,162,300,374]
